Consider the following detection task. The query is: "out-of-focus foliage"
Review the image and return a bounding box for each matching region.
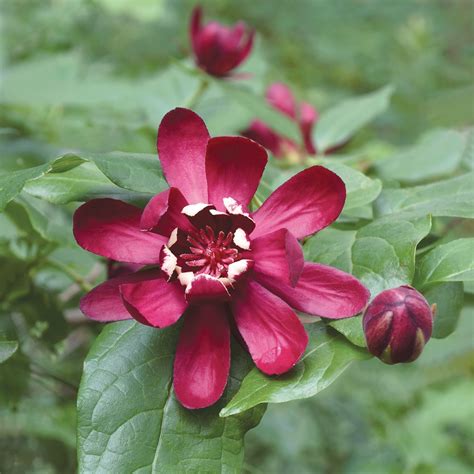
[1,0,473,472]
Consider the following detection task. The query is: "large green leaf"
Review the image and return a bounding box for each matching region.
[375,129,467,184]
[0,341,18,364]
[415,238,474,288]
[375,172,474,219]
[304,216,431,345]
[77,321,265,473]
[314,85,394,153]
[220,323,368,417]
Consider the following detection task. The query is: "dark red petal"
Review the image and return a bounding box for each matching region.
[252,228,304,286]
[266,83,297,119]
[206,136,267,212]
[140,188,192,236]
[232,280,308,375]
[79,270,153,322]
[73,199,166,264]
[120,275,186,328]
[185,274,231,304]
[157,108,210,203]
[173,303,231,409]
[299,102,318,155]
[190,6,202,55]
[256,262,370,318]
[233,29,254,68]
[251,166,346,239]
[242,120,283,157]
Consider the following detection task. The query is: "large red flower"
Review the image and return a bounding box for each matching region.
[190,6,254,77]
[74,108,369,409]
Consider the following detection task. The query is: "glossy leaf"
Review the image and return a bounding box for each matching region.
[314,85,394,153]
[415,238,474,288]
[376,129,467,184]
[77,321,265,473]
[0,341,18,364]
[375,172,474,219]
[220,323,368,417]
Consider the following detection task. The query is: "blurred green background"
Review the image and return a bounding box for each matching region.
[1,0,473,472]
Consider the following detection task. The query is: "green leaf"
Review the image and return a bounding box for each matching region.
[220,323,368,417]
[375,172,474,219]
[0,340,18,364]
[305,217,431,345]
[424,282,464,339]
[314,85,394,153]
[24,162,153,204]
[415,238,474,288]
[77,321,265,473]
[375,129,467,184]
[319,161,382,210]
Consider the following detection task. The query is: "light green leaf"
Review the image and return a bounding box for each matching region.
[376,129,467,184]
[220,323,368,417]
[314,85,394,153]
[424,282,464,339]
[24,162,153,204]
[77,321,265,473]
[415,238,474,288]
[0,340,18,364]
[375,172,474,219]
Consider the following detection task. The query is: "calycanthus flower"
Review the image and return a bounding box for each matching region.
[190,6,254,77]
[74,108,370,409]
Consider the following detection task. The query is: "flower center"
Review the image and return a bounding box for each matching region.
[179,225,242,279]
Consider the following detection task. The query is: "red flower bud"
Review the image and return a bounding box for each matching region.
[189,6,254,77]
[363,285,434,364]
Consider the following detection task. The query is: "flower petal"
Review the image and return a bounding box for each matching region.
[232,280,308,375]
[299,102,318,155]
[185,274,231,304]
[173,303,231,409]
[252,229,304,286]
[251,166,346,239]
[157,108,210,203]
[266,83,296,118]
[73,199,166,264]
[206,136,267,212]
[242,120,282,157]
[140,188,191,236]
[189,6,202,54]
[256,262,370,318]
[120,274,186,328]
[79,270,152,322]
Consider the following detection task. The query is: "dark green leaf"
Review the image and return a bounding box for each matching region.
[314,85,394,153]
[220,323,368,417]
[77,321,265,473]
[0,340,18,364]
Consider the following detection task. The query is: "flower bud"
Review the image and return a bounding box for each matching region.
[363,285,434,364]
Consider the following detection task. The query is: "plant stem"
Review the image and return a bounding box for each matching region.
[186,77,210,109]
[47,258,94,293]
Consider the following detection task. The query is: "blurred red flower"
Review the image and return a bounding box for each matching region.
[190,6,254,77]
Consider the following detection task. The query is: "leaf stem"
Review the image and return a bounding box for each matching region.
[185,77,210,109]
[47,258,94,293]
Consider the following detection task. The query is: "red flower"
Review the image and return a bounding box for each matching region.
[190,6,254,77]
[243,83,319,158]
[74,108,370,409]
[363,285,434,364]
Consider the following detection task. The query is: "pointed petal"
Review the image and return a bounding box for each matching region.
[252,229,304,286]
[251,166,346,239]
[242,120,282,157]
[256,262,370,318]
[140,188,192,236]
[232,280,308,375]
[79,270,153,322]
[189,6,202,54]
[173,303,231,409]
[266,83,297,118]
[120,275,186,328]
[299,102,318,155]
[73,199,166,264]
[206,136,267,211]
[157,108,210,203]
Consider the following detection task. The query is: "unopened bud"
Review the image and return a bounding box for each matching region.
[363,285,434,364]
